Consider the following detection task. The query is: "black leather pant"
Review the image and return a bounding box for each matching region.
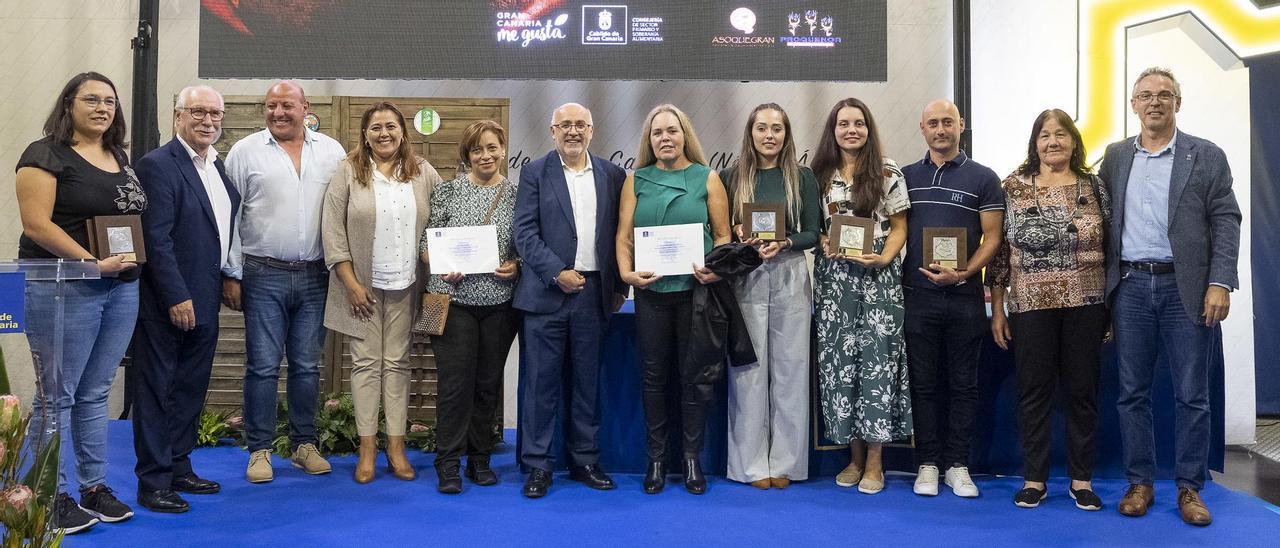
[634,289,712,461]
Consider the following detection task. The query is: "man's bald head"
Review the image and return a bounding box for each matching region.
[920,99,964,161]
[264,80,309,142]
[550,103,594,166]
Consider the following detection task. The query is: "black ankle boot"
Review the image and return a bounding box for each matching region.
[643,461,666,494]
[465,455,498,486]
[683,458,706,494]
[436,462,462,494]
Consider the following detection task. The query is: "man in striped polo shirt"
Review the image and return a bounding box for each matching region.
[901,99,1005,499]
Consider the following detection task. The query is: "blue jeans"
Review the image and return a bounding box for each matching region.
[25,278,138,492]
[1113,268,1212,490]
[240,257,328,451]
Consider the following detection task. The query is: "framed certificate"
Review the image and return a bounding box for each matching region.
[828,215,875,258]
[86,215,146,264]
[923,227,967,270]
[741,202,786,241]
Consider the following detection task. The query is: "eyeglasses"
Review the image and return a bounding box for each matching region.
[76,95,117,110]
[181,107,226,121]
[1133,91,1179,104]
[553,121,592,132]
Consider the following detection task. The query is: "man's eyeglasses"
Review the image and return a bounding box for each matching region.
[181,107,226,121]
[1133,91,1178,104]
[553,121,591,132]
[76,95,117,110]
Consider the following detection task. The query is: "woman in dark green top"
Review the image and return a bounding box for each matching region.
[717,103,821,490]
[616,104,731,495]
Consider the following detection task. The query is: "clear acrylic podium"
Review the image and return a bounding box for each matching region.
[0,259,99,542]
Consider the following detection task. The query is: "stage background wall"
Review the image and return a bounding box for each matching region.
[0,1,955,425]
[971,0,1259,444]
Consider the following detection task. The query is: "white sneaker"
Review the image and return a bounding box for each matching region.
[913,464,939,496]
[944,466,980,498]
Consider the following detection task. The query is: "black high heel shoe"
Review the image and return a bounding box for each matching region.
[683,458,706,495]
[643,461,666,494]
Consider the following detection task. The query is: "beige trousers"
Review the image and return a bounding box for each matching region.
[348,286,414,436]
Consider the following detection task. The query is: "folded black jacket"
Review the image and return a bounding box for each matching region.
[688,243,762,382]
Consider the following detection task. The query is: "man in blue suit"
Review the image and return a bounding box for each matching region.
[513,103,628,498]
[1100,67,1241,526]
[132,86,241,513]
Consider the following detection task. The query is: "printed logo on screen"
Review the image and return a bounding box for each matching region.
[583,5,627,45]
[712,7,774,47]
[781,9,840,47]
[496,11,570,47]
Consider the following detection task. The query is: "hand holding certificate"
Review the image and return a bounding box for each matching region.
[634,223,704,276]
[425,225,500,275]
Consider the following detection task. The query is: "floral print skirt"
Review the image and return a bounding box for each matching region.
[813,237,912,444]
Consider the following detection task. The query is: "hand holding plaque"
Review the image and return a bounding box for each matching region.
[741,203,787,242]
[86,215,146,264]
[827,215,875,259]
[923,227,967,271]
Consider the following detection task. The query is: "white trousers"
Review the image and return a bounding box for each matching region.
[727,250,812,482]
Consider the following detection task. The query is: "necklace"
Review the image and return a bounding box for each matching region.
[1029,174,1088,233]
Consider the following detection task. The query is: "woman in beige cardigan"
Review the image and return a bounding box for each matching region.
[322,102,441,483]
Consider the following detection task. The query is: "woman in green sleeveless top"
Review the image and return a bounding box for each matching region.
[616,104,731,495]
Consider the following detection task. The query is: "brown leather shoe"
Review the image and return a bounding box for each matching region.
[1178,488,1212,526]
[385,436,417,481]
[1118,484,1154,517]
[354,436,377,484]
[770,477,791,489]
[749,479,772,490]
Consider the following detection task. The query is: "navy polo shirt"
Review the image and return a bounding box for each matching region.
[901,150,1004,295]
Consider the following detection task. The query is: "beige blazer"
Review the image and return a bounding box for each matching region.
[321,157,441,339]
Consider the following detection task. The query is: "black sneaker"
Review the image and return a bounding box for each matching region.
[1013,486,1047,508]
[53,492,99,534]
[81,484,134,523]
[1070,487,1103,511]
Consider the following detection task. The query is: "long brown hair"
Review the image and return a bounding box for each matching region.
[809,98,885,217]
[1017,108,1091,178]
[635,104,707,169]
[348,102,421,186]
[727,103,802,230]
[44,72,129,151]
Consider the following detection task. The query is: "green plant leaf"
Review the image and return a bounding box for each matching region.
[21,431,60,510]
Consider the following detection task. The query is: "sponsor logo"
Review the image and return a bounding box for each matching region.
[583,5,628,45]
[712,6,774,47]
[781,9,840,47]
[496,11,570,47]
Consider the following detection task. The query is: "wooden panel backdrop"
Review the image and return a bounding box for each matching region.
[202,95,511,425]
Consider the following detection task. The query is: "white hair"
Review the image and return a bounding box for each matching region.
[175,85,223,111]
[550,102,593,125]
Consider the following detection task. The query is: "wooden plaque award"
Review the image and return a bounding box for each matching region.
[828,215,875,258]
[923,227,966,270]
[86,215,146,264]
[741,202,787,241]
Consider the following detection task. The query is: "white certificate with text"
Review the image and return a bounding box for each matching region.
[425,225,500,274]
[634,223,704,276]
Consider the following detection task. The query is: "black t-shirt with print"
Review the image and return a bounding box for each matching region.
[16,136,148,261]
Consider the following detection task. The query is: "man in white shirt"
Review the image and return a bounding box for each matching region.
[133,85,240,513]
[222,82,347,483]
[513,103,628,498]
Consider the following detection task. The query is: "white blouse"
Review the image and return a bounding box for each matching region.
[370,166,419,290]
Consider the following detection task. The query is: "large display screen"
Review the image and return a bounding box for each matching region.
[198,1,886,81]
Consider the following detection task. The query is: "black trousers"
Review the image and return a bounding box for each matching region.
[904,286,988,468]
[432,301,517,468]
[131,318,218,492]
[517,275,606,471]
[1008,304,1108,482]
[634,288,710,461]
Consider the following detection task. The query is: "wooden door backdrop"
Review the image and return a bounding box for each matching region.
[203,95,510,424]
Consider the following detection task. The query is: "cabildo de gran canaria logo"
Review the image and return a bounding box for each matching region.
[782,9,839,48]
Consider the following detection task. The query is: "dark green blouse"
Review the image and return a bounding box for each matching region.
[719,165,821,251]
[632,163,714,293]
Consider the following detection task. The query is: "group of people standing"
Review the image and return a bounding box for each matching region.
[14,65,1238,536]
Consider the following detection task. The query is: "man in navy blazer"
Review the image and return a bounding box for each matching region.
[513,103,628,498]
[1099,67,1241,526]
[131,86,241,513]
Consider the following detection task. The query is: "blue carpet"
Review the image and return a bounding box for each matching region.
[67,421,1280,546]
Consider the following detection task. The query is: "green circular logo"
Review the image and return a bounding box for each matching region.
[414,108,441,136]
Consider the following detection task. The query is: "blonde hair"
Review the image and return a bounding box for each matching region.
[636,104,707,168]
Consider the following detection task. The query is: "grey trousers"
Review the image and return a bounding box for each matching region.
[727,250,812,482]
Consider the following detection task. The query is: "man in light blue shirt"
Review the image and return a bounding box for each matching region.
[1099,67,1242,527]
[222,81,347,484]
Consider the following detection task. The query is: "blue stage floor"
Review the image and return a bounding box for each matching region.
[68,421,1280,547]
